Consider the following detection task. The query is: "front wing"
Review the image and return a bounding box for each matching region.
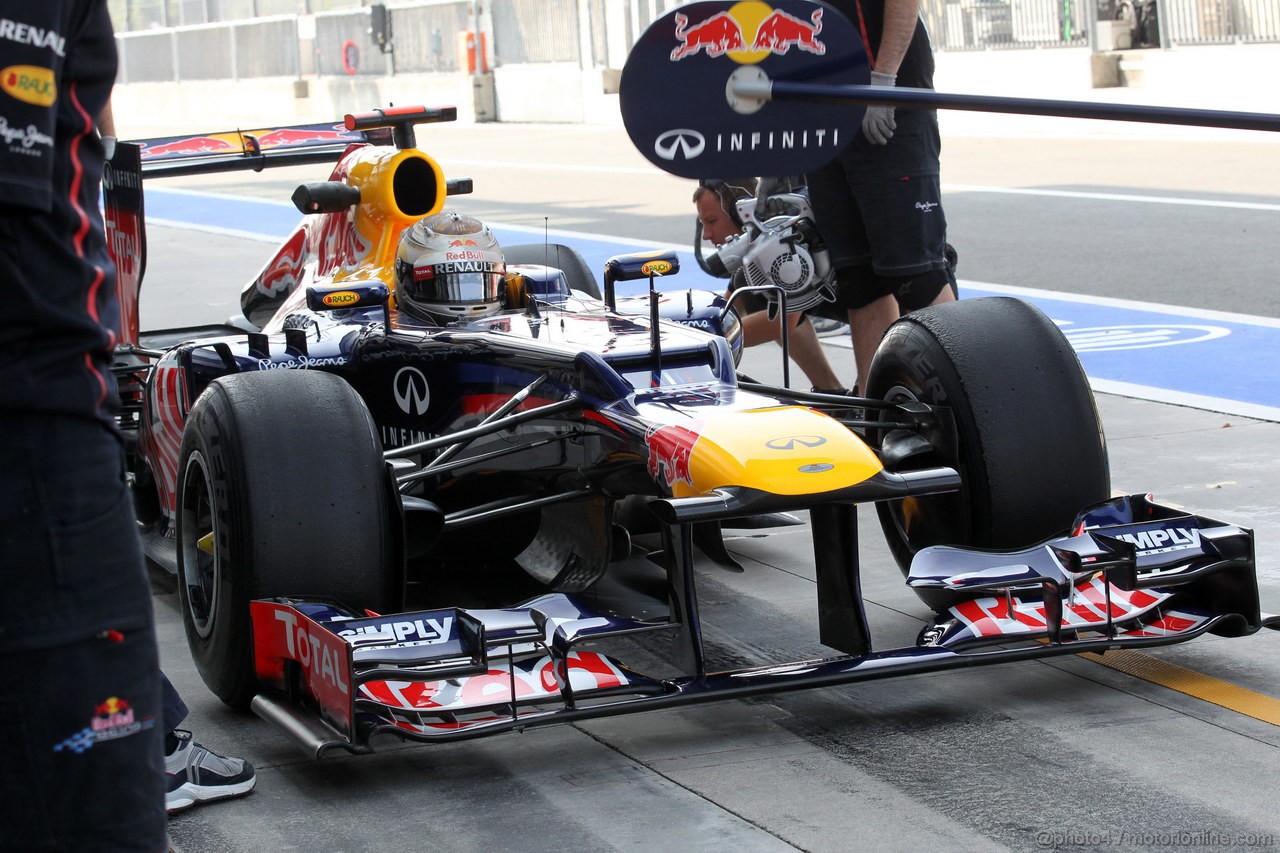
[248,495,1277,757]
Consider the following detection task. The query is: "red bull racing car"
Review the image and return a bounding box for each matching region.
[106,96,1275,757]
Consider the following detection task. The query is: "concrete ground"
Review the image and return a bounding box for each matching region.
[112,47,1280,849]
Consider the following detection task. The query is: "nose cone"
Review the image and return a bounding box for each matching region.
[646,406,882,498]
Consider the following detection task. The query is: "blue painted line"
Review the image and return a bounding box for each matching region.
[958,281,1280,422]
[147,187,1280,422]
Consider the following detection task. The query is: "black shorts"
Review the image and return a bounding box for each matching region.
[806,110,949,308]
[0,414,166,851]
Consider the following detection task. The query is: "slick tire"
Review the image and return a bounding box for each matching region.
[176,369,400,709]
[505,243,602,300]
[866,297,1110,613]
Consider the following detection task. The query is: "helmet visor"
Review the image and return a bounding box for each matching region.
[400,258,505,319]
[439,270,503,304]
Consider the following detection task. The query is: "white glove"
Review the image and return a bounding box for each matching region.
[861,71,898,145]
[101,135,117,161]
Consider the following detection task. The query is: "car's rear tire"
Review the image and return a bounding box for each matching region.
[866,297,1110,612]
[176,369,399,708]
[504,243,602,300]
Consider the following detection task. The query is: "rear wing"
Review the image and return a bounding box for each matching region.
[128,109,457,178]
[103,106,462,346]
[132,120,392,178]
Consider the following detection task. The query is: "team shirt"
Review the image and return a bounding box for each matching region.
[825,0,936,88]
[0,1,120,426]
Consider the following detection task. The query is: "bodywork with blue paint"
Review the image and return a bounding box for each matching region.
[104,105,1276,759]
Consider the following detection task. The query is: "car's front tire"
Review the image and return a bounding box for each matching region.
[866,297,1110,612]
[176,369,399,708]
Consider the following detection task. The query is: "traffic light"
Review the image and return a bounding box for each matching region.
[369,4,392,53]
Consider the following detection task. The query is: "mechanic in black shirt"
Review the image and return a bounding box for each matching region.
[804,0,956,393]
[0,1,167,848]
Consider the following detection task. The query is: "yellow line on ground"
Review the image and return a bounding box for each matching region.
[1080,649,1280,726]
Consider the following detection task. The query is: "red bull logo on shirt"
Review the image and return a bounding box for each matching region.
[670,1,825,63]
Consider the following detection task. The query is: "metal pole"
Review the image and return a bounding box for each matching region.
[473,0,482,79]
[731,78,1280,133]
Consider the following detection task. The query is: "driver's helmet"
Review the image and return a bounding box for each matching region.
[394,210,506,323]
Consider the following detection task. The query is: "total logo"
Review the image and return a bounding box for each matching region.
[670,1,825,63]
[273,608,349,695]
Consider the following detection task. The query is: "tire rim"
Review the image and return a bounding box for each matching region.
[879,383,970,552]
[178,450,219,640]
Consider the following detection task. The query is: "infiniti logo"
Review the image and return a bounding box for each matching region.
[765,435,827,450]
[393,366,430,416]
[654,129,706,161]
[1062,324,1231,352]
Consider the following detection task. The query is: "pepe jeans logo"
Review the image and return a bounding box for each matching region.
[393,366,430,416]
[915,201,939,213]
[0,116,53,153]
[654,129,706,161]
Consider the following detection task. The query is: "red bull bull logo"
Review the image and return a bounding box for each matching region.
[91,696,137,734]
[646,422,703,489]
[670,1,825,63]
[254,126,356,148]
[53,694,155,753]
[448,239,479,247]
[94,697,131,716]
[141,135,236,160]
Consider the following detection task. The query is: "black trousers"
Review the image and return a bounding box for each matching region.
[0,414,166,851]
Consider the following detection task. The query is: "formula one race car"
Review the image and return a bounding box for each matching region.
[106,101,1274,759]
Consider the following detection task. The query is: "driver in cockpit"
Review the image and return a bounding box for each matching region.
[393,210,511,324]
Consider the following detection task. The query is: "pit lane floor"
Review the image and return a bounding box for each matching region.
[142,126,1280,851]
[153,360,1280,853]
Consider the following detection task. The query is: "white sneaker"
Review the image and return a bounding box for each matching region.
[165,730,256,813]
[810,316,849,338]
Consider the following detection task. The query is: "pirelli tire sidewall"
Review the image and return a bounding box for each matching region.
[867,296,1110,612]
[176,369,400,708]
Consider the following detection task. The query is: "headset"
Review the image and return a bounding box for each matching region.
[693,177,836,317]
[699,178,758,229]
